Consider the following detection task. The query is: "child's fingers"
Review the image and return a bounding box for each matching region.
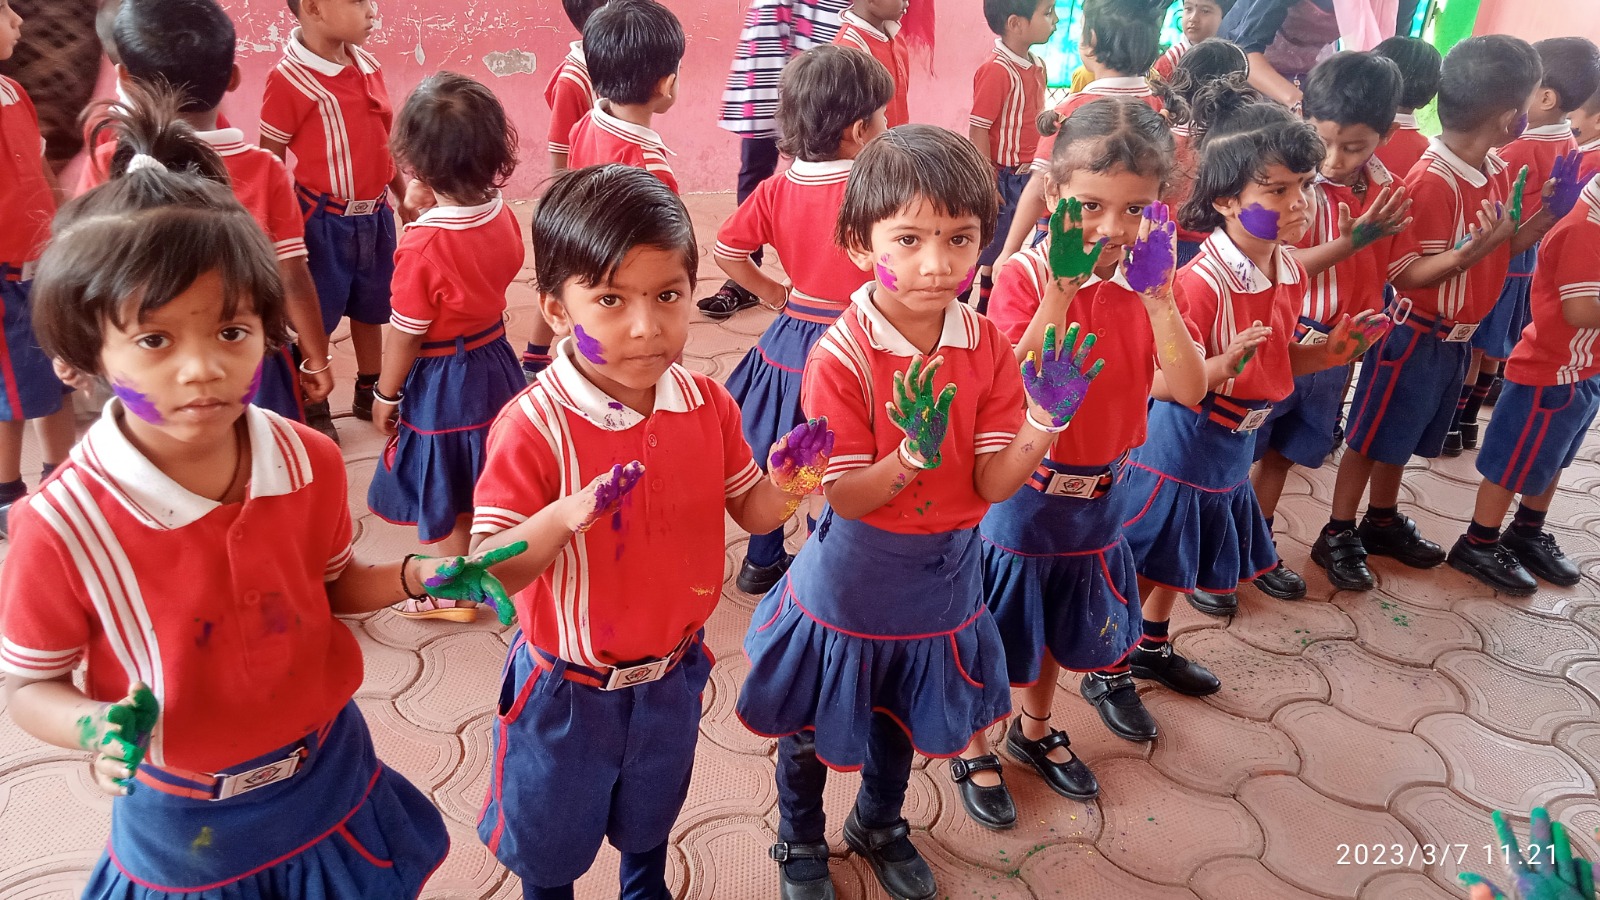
[92,757,134,795]
[1552,821,1576,885]
[1575,857,1594,898]
[1041,322,1059,362]
[1085,357,1106,380]
[934,383,958,416]
[1021,352,1040,385]
[1494,810,1530,874]
[1531,808,1555,874]
[1071,329,1097,369]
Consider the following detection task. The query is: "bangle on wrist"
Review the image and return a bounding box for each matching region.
[373,387,403,406]
[400,553,427,599]
[1027,409,1071,434]
[897,439,933,470]
[299,355,333,375]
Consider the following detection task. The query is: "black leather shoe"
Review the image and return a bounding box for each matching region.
[1447,536,1537,596]
[1312,528,1375,590]
[1129,643,1220,696]
[1079,672,1157,742]
[1442,430,1464,457]
[771,842,836,900]
[1460,420,1480,450]
[842,811,935,900]
[1501,529,1581,587]
[1359,514,1446,568]
[1254,560,1308,600]
[1186,589,1237,616]
[303,400,341,445]
[1004,716,1098,800]
[698,280,760,320]
[352,382,375,422]
[948,755,1016,829]
[737,554,793,594]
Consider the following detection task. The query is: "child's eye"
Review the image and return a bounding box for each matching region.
[896,235,919,247]
[658,291,681,303]
[1126,206,1143,216]
[135,334,170,350]
[219,326,252,343]
[597,294,623,308]
[950,235,972,247]
[1080,202,1101,212]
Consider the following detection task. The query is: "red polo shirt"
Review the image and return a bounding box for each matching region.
[1387,140,1514,324]
[388,197,524,340]
[259,29,396,201]
[545,42,595,157]
[970,40,1048,169]
[1295,157,1395,323]
[0,77,53,266]
[1505,178,1600,386]
[1374,113,1430,181]
[1179,230,1303,403]
[832,11,910,127]
[566,101,680,194]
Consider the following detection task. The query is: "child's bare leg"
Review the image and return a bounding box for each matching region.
[350,321,383,377]
[0,420,24,484]
[36,406,77,468]
[1251,447,1295,521]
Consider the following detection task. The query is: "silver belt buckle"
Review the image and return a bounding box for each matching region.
[342,198,379,217]
[1297,329,1329,346]
[18,260,37,282]
[1235,406,1272,433]
[1043,470,1102,499]
[1443,322,1478,342]
[603,657,671,690]
[215,751,303,800]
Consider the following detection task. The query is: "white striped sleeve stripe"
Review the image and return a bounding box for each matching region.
[713,241,756,261]
[274,237,308,260]
[1559,282,1600,301]
[975,431,1016,453]
[258,121,292,143]
[0,638,82,678]
[1387,251,1421,279]
[822,453,875,484]
[324,542,354,580]
[549,140,571,154]
[969,115,995,128]
[389,311,432,335]
[472,507,528,535]
[724,460,763,498]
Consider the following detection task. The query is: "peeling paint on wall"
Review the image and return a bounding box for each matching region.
[482,49,538,77]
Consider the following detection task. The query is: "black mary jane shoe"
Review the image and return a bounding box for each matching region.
[1079,672,1158,742]
[736,553,793,595]
[771,841,836,900]
[1186,589,1238,616]
[948,754,1016,830]
[842,811,936,900]
[1004,716,1098,800]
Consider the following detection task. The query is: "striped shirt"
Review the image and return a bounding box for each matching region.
[1387,139,1514,324]
[1181,230,1304,403]
[1295,157,1394,324]
[0,76,53,265]
[259,29,395,201]
[717,0,849,137]
[832,11,910,127]
[970,39,1048,168]
[1151,38,1190,81]
[545,42,595,156]
[566,100,679,194]
[388,197,523,341]
[1506,177,1600,385]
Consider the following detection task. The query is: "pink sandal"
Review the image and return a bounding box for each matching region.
[391,596,478,623]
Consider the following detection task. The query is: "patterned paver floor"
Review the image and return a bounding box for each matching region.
[3,193,1599,899]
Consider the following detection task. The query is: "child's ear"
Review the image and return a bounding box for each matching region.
[656,73,678,103]
[538,291,573,336]
[227,64,242,94]
[1536,86,1560,112]
[1380,122,1398,145]
[1214,195,1241,221]
[844,241,875,273]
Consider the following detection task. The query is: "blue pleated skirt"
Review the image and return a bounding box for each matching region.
[725,307,836,461]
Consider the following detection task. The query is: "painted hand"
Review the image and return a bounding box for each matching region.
[1543,151,1593,222]
[768,418,834,498]
[1460,808,1595,900]
[1022,322,1105,429]
[1125,203,1177,296]
[1344,183,1413,250]
[1509,166,1530,226]
[1226,320,1272,375]
[79,682,159,796]
[1324,309,1391,363]
[571,461,646,533]
[1048,198,1108,283]
[887,356,957,468]
[419,542,529,626]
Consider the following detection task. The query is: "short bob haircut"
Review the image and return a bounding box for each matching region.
[1047,97,1175,191]
[1534,37,1600,115]
[1437,35,1542,133]
[1300,51,1403,135]
[533,164,700,296]
[1372,36,1442,111]
[1082,0,1167,78]
[777,46,894,163]
[114,0,235,113]
[391,72,518,202]
[584,0,685,107]
[1179,90,1325,234]
[836,125,999,252]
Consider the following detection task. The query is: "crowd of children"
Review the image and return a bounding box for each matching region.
[0,0,1597,897]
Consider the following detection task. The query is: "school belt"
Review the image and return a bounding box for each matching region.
[1398,307,1478,342]
[1293,316,1332,346]
[530,634,698,691]
[1027,453,1126,499]
[992,161,1033,176]
[296,183,388,217]
[417,322,506,357]
[783,289,849,326]
[0,261,36,282]
[133,719,334,801]
[1200,391,1274,433]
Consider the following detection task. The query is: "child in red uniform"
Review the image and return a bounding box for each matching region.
[953,98,1206,829]
[468,165,828,900]
[2,139,520,899]
[832,0,909,127]
[260,0,410,433]
[367,74,524,583]
[1151,0,1233,81]
[1449,176,1600,595]
[566,0,684,194]
[1572,88,1600,181]
[738,126,1101,900]
[1165,40,1250,265]
[1372,35,1441,180]
[717,45,891,595]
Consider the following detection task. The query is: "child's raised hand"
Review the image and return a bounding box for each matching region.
[1509,166,1531,226]
[768,418,834,498]
[78,682,159,796]
[1125,203,1177,298]
[1225,320,1272,375]
[417,541,529,626]
[1324,309,1392,363]
[1456,199,1513,265]
[1343,183,1413,250]
[569,461,646,534]
[1048,198,1108,285]
[1022,322,1105,430]
[1542,151,1593,222]
[1459,808,1595,900]
[887,356,957,468]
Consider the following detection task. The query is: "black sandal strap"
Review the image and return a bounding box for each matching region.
[1031,730,1072,754]
[949,754,1003,782]
[770,841,830,863]
[851,817,911,850]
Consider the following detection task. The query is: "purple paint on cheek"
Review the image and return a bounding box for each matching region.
[956,266,976,296]
[1239,203,1281,240]
[573,324,606,365]
[875,255,899,291]
[113,380,163,424]
[240,363,262,406]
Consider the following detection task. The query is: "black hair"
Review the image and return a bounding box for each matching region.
[286,0,300,15]
[1584,87,1600,116]
[1180,93,1324,233]
[776,46,894,162]
[392,72,517,202]
[1372,35,1441,111]
[96,0,122,65]
[1437,35,1542,133]
[533,165,699,295]
[1301,50,1403,135]
[562,0,609,32]
[1183,68,1264,135]
[86,81,231,186]
[1082,0,1167,77]
[836,125,999,252]
[584,0,684,107]
[1148,37,1248,125]
[113,0,235,112]
[1533,37,1600,114]
[1047,97,1175,190]
[983,0,1039,35]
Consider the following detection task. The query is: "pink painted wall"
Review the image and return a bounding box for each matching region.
[215,0,993,197]
[1472,0,1600,42]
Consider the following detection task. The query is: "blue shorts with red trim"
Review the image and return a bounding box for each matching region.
[1476,378,1600,496]
[981,167,1034,267]
[1473,245,1536,359]
[0,276,67,422]
[298,188,396,334]
[1344,315,1471,466]
[84,702,446,899]
[1253,361,1347,469]
[478,634,711,887]
[251,344,305,423]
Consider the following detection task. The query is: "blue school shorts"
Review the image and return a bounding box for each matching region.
[981,166,1034,267]
[297,187,396,334]
[0,272,67,422]
[1476,378,1600,496]
[1344,313,1471,465]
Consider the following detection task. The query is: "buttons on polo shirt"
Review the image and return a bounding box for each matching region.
[647,434,659,448]
[243,590,261,606]
[651,478,665,492]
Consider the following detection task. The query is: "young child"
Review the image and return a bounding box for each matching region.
[970,0,1057,312]
[832,0,909,128]
[1372,35,1442,180]
[1316,35,1550,593]
[83,0,333,434]
[716,45,891,596]
[1118,98,1383,715]
[737,126,1099,900]
[260,0,408,433]
[2,141,521,899]
[465,164,827,899]
[1574,88,1600,180]
[1447,175,1600,595]
[1240,50,1409,607]
[953,98,1206,829]
[1164,39,1251,265]
[367,73,524,595]
[0,0,76,533]
[1451,37,1600,456]
[566,0,684,194]
[1151,0,1234,81]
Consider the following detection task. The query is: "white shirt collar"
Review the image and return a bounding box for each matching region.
[1523,122,1574,139]
[73,401,313,530]
[1427,137,1501,189]
[591,100,671,153]
[409,194,504,231]
[567,41,586,66]
[840,10,899,40]
[787,158,855,179]
[1580,137,1600,153]
[1082,76,1150,94]
[0,77,19,106]
[993,39,1035,69]
[195,128,248,155]
[1204,229,1302,294]
[284,27,378,76]
[848,283,980,356]
[538,338,705,431]
[1393,112,1419,129]
[1314,155,1393,189]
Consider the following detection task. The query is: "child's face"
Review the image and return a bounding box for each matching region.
[848,199,983,318]
[1181,0,1224,45]
[1309,118,1385,186]
[859,0,908,25]
[307,0,376,46]
[1046,166,1164,273]
[0,1,22,62]
[540,246,692,398]
[97,269,267,447]
[1218,163,1315,246]
[1571,106,1600,144]
[1018,0,1059,46]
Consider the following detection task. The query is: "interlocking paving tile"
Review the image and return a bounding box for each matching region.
[1179,628,1329,720]
[351,620,425,699]
[1238,774,1423,897]
[1145,692,1300,794]
[1018,841,1199,899]
[697,654,777,757]
[931,763,1101,870]
[1390,785,1502,896]
[1416,713,1596,811]
[1554,721,1600,782]
[674,814,784,899]
[1332,590,1482,666]
[1274,701,1446,809]
[1456,599,1600,676]
[679,741,778,829]
[1303,640,1465,730]
[396,630,513,734]
[1092,758,1263,886]
[1436,650,1600,742]
[1360,871,1470,900]
[433,711,494,828]
[1190,856,1339,900]
[0,762,109,894]
[1224,594,1356,656]
[1571,606,1600,645]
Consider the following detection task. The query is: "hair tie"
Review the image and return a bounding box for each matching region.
[125,153,168,174]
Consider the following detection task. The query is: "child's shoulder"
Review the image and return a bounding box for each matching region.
[0,75,26,105]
